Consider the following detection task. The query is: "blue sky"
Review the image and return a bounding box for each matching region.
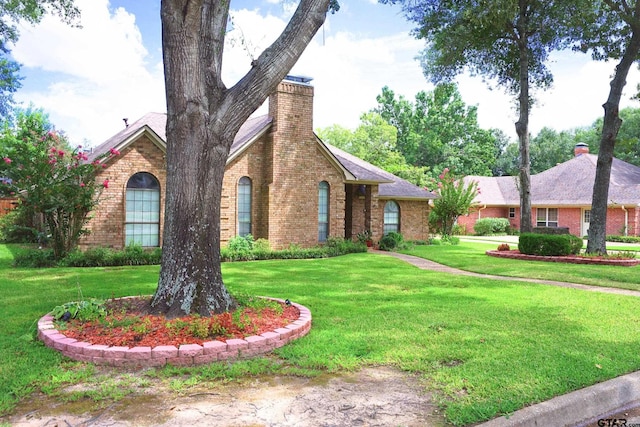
[9,0,640,147]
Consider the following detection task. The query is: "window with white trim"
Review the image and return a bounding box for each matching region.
[509,207,516,218]
[237,177,252,237]
[318,181,329,242]
[536,208,558,227]
[126,172,160,247]
[383,201,400,234]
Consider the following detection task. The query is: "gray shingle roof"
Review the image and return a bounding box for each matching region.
[466,153,640,206]
[324,143,435,199]
[90,112,436,201]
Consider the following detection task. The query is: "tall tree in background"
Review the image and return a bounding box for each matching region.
[373,84,501,177]
[152,0,335,318]
[384,0,592,233]
[0,1,79,118]
[317,112,432,186]
[581,1,640,254]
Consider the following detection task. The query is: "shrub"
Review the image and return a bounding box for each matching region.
[568,235,583,255]
[16,244,162,268]
[13,248,57,268]
[0,208,40,243]
[519,233,577,256]
[378,232,404,251]
[607,235,640,244]
[451,224,467,235]
[439,235,460,245]
[474,218,510,236]
[497,243,510,251]
[253,238,270,251]
[227,234,254,252]
[52,298,107,322]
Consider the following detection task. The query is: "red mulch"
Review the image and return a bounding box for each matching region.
[486,249,640,266]
[60,297,300,348]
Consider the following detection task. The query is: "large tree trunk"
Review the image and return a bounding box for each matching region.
[586,31,640,255]
[515,1,532,234]
[151,0,329,318]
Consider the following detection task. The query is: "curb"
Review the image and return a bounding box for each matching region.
[477,369,640,426]
[38,298,312,367]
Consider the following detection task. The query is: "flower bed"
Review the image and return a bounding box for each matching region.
[486,250,640,266]
[37,297,312,367]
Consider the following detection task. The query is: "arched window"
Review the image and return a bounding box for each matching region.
[237,177,252,237]
[126,172,160,247]
[318,181,330,242]
[383,201,400,234]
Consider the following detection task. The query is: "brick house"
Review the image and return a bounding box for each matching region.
[81,76,436,250]
[458,144,640,237]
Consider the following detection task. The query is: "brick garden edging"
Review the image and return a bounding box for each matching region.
[37,299,312,367]
[486,250,640,266]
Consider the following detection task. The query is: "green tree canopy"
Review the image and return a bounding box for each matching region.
[373,83,503,177]
[317,112,432,186]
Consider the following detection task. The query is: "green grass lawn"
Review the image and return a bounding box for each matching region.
[403,241,640,291]
[3,243,640,425]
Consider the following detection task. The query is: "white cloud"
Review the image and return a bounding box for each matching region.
[10,0,640,148]
[12,0,165,146]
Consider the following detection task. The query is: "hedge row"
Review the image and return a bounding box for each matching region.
[474,218,510,236]
[518,233,583,256]
[606,235,640,244]
[12,237,368,268]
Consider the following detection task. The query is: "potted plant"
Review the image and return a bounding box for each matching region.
[357,230,374,247]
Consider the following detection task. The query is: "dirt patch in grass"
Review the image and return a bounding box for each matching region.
[2,366,448,426]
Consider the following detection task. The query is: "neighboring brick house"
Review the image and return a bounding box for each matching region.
[458,144,640,237]
[81,76,436,250]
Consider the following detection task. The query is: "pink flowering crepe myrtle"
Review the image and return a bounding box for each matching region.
[0,128,121,259]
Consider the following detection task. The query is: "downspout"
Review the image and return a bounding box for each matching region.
[477,205,487,219]
[621,205,628,236]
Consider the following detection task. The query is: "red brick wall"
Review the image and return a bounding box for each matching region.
[458,205,640,237]
[81,135,166,249]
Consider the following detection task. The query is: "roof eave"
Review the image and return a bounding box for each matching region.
[315,136,357,181]
[94,125,166,165]
[227,124,271,165]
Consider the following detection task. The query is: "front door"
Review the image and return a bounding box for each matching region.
[582,209,591,237]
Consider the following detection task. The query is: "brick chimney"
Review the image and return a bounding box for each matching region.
[268,75,314,137]
[574,143,589,157]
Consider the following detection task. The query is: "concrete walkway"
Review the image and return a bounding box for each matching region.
[374,250,640,298]
[371,249,640,427]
